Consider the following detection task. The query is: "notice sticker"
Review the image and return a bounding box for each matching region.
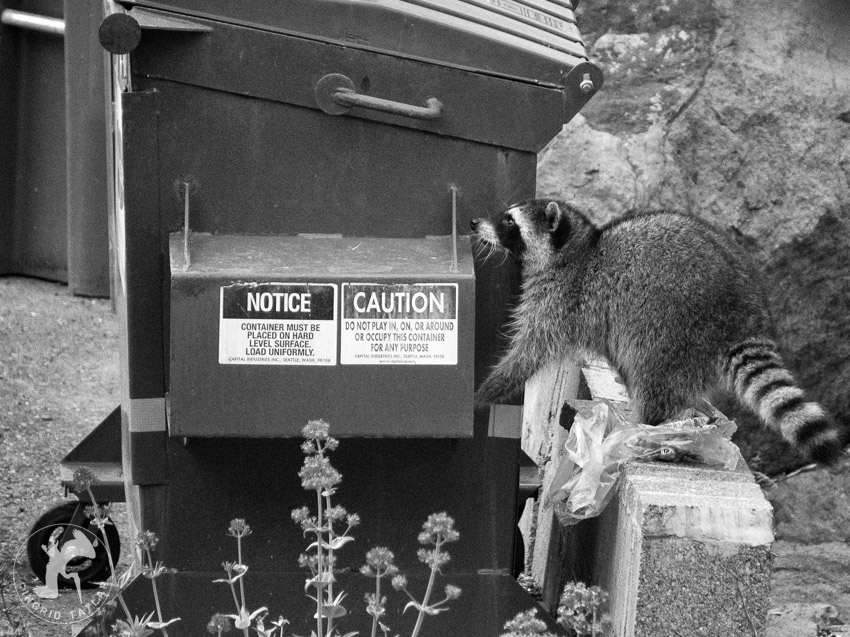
[219,283,337,365]
[341,283,458,365]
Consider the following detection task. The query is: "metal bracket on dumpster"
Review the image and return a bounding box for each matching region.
[314,73,443,120]
[561,61,604,123]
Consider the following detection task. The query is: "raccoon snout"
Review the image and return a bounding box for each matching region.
[470,219,481,232]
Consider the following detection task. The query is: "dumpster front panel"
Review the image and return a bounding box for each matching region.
[168,235,477,437]
[128,19,569,152]
[146,80,540,238]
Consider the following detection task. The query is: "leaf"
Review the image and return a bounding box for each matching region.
[117,566,137,588]
[305,534,354,552]
[148,618,181,629]
[329,590,348,607]
[314,604,347,619]
[303,571,335,591]
[327,536,355,551]
[403,601,446,616]
[214,564,248,584]
[133,611,157,628]
[227,606,268,630]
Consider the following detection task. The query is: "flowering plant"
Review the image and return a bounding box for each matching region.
[71,469,179,637]
[209,420,461,637]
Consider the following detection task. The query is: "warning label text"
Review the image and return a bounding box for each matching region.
[341,283,458,365]
[219,283,337,365]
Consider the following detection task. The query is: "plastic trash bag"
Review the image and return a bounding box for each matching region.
[549,400,740,526]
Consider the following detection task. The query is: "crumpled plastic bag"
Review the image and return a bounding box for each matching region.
[549,400,740,526]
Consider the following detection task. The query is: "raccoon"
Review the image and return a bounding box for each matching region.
[470,199,844,464]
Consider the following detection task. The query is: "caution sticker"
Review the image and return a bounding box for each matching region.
[219,283,337,365]
[340,283,458,365]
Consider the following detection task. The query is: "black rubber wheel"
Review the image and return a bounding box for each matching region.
[26,501,121,589]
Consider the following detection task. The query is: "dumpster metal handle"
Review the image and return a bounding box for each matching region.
[1,9,64,36]
[315,73,443,121]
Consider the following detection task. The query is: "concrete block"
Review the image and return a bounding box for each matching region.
[595,460,774,637]
[524,357,774,636]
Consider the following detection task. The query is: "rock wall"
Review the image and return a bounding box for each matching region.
[540,0,850,472]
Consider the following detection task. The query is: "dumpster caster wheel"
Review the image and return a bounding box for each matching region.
[26,501,121,589]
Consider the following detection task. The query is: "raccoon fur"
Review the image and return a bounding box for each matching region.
[470,199,844,464]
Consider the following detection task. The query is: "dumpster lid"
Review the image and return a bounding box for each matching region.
[122,0,590,85]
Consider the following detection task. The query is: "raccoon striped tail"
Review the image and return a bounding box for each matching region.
[723,338,844,464]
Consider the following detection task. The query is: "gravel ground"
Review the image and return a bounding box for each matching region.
[2,275,848,637]
[0,276,127,637]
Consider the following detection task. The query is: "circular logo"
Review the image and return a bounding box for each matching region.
[12,523,111,625]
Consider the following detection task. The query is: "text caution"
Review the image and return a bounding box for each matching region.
[341,283,458,365]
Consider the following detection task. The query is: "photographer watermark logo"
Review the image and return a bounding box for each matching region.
[12,524,109,625]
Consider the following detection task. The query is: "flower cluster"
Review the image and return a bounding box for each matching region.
[298,454,342,492]
[227,519,252,539]
[499,608,558,637]
[557,582,611,637]
[418,512,460,545]
[135,530,160,552]
[361,547,398,579]
[72,466,97,494]
[206,613,233,636]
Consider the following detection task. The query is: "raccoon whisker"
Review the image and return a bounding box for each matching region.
[471,238,506,265]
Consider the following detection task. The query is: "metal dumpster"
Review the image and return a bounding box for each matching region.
[100,0,601,633]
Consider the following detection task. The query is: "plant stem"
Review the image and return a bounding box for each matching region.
[370,571,382,637]
[237,535,247,610]
[235,535,251,637]
[324,490,336,637]
[146,548,169,637]
[228,580,241,617]
[410,545,440,637]
[315,488,324,637]
[87,488,132,622]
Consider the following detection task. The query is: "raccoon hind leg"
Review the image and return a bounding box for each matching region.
[621,360,716,426]
[629,381,702,426]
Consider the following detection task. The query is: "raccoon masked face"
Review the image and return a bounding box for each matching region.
[470,208,525,260]
[470,200,570,263]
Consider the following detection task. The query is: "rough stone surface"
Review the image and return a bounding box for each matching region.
[594,459,774,636]
[769,541,850,622]
[636,540,771,637]
[766,603,843,637]
[764,457,850,544]
[541,0,850,473]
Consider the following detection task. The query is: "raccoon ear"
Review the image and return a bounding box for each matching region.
[545,201,564,234]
